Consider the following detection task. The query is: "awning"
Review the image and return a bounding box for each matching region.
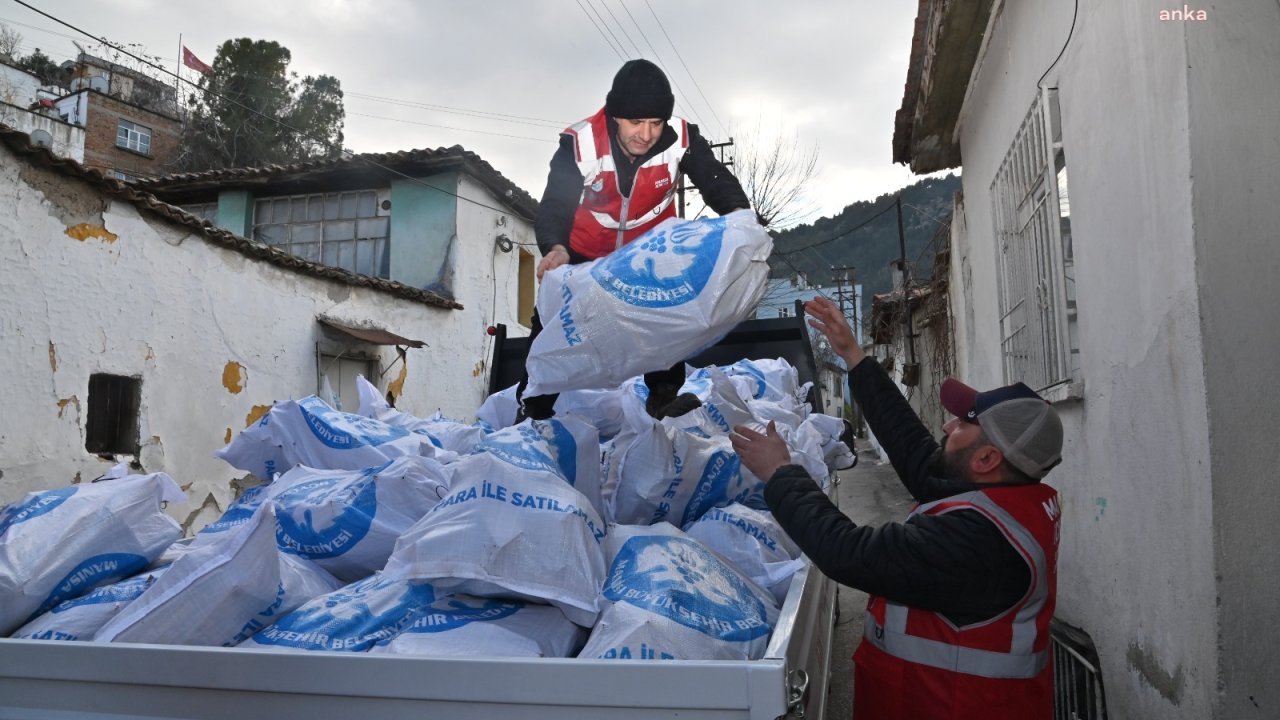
[317,317,426,348]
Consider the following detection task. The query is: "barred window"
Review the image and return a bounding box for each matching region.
[253,191,390,278]
[180,202,219,223]
[990,88,1079,395]
[116,119,151,155]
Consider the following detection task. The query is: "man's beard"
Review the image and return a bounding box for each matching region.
[938,433,977,481]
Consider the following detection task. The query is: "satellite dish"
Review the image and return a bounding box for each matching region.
[89,76,108,93]
[29,129,53,149]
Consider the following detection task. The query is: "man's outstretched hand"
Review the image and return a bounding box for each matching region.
[537,245,570,280]
[730,421,792,482]
[804,296,865,367]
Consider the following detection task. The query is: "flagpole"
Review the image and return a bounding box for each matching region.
[175,33,182,118]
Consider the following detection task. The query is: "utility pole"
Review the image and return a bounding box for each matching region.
[831,264,857,333]
[677,137,734,219]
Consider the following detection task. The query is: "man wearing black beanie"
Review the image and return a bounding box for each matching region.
[518,59,752,421]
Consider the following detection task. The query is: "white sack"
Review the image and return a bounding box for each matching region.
[470,417,603,516]
[474,384,520,432]
[238,573,436,652]
[10,565,168,641]
[0,472,184,635]
[372,595,586,658]
[355,375,486,456]
[799,413,857,471]
[526,210,771,397]
[267,456,450,581]
[95,504,342,646]
[578,522,779,661]
[683,504,804,606]
[476,383,628,440]
[214,395,427,480]
[383,454,607,628]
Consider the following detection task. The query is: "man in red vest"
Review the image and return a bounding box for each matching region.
[731,296,1064,720]
[519,59,750,421]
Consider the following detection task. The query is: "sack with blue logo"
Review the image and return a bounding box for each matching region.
[265,456,450,582]
[471,417,603,515]
[477,383,629,440]
[214,395,430,481]
[354,375,486,457]
[370,594,587,658]
[383,445,608,628]
[525,210,771,397]
[95,503,342,646]
[797,413,856,472]
[238,573,436,652]
[10,565,169,641]
[605,393,755,527]
[0,469,185,636]
[683,504,805,606]
[578,522,779,661]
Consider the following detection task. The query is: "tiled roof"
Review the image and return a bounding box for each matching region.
[138,145,539,221]
[0,123,461,310]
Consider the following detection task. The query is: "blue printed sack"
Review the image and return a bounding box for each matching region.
[0,469,184,635]
[578,522,779,661]
[526,210,771,396]
[683,503,804,606]
[10,565,169,641]
[372,595,586,658]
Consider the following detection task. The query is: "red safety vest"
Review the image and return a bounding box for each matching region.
[853,484,1060,720]
[562,108,688,259]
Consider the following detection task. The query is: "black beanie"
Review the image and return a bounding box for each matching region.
[605,59,675,121]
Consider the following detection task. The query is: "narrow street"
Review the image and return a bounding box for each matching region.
[825,441,916,720]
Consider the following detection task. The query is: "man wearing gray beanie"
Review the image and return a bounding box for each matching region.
[518,59,752,421]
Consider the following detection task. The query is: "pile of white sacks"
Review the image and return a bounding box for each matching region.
[1,362,852,660]
[0,215,853,660]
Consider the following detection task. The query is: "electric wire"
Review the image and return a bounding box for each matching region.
[8,0,539,223]
[599,0,644,59]
[577,0,628,61]
[1037,0,1079,89]
[615,0,706,133]
[642,0,727,139]
[776,200,898,256]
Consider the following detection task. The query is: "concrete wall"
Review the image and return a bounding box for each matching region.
[0,103,84,162]
[0,142,524,533]
[0,63,39,106]
[953,0,1221,717]
[1185,2,1280,717]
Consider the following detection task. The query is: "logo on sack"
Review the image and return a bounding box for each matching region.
[0,487,76,537]
[681,450,741,527]
[729,360,770,399]
[199,484,268,536]
[605,535,771,642]
[297,397,409,449]
[398,596,523,634]
[52,571,160,613]
[252,575,436,651]
[35,552,148,617]
[475,424,563,477]
[274,470,379,559]
[590,217,725,308]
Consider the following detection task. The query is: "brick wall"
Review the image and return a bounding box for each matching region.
[81,90,182,179]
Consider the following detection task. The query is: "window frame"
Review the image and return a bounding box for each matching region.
[252,190,391,278]
[116,119,152,156]
[989,87,1080,398]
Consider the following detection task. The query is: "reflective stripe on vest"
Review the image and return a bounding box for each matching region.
[864,490,1052,679]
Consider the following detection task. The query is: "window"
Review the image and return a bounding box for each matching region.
[108,169,142,183]
[116,119,151,155]
[86,374,141,455]
[517,248,535,327]
[990,88,1079,394]
[317,352,376,412]
[253,191,390,278]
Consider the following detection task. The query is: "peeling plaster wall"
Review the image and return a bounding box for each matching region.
[951,0,1220,717]
[0,143,530,534]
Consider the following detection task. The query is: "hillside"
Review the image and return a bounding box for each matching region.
[769,173,961,299]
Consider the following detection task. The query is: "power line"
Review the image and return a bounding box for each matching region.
[576,0,627,61]
[599,0,644,59]
[615,1,705,132]
[776,200,899,256]
[8,0,537,223]
[642,0,727,139]
[345,92,567,129]
[345,111,555,143]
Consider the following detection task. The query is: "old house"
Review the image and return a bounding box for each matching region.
[0,60,83,162]
[0,124,536,532]
[894,0,1280,717]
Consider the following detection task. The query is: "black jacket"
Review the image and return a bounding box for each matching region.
[535,118,749,257]
[763,357,1033,626]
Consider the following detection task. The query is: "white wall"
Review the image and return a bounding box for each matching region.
[953,0,1220,717]
[0,143,522,533]
[0,63,39,106]
[0,104,84,162]
[1185,2,1280,717]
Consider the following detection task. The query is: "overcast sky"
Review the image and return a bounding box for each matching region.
[5,0,934,225]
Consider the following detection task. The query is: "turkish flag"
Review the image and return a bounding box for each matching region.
[182,46,212,75]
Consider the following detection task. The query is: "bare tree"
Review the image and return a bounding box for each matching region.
[0,23,22,60]
[732,121,820,230]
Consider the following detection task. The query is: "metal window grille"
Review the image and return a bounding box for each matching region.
[1052,618,1109,720]
[990,88,1076,391]
[85,374,141,455]
[116,119,151,155]
[253,191,390,278]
